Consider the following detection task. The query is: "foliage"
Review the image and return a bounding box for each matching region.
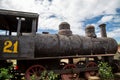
[0,66,13,80]
[98,61,114,80]
[30,75,37,80]
[40,71,59,80]
[31,70,59,80]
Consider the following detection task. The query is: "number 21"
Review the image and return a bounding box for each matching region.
[3,40,18,53]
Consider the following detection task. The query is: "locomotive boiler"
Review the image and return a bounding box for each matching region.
[34,22,117,58]
[0,9,118,80]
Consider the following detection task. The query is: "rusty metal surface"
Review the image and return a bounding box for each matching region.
[34,33,118,58]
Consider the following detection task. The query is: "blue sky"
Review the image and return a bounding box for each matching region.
[0,0,120,43]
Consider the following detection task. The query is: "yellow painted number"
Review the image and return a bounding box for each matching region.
[3,40,18,53]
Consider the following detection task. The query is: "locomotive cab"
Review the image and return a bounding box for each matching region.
[0,9,39,59]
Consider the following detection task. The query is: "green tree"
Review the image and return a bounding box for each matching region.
[31,71,59,80]
[0,67,13,80]
[98,62,114,80]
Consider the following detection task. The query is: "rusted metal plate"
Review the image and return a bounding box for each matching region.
[0,36,34,59]
[18,36,34,58]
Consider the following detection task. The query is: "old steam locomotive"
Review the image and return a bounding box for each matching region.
[0,9,118,80]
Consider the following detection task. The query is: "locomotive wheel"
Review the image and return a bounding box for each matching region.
[61,64,79,80]
[85,62,98,79]
[25,65,46,80]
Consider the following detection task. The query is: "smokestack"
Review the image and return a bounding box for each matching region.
[99,24,107,37]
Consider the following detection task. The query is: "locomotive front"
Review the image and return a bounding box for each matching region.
[35,22,118,58]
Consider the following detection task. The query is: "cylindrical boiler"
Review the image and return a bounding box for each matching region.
[34,34,118,57]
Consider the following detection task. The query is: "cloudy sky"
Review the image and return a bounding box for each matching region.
[0,0,120,43]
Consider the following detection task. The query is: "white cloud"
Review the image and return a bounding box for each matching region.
[0,0,120,36]
[107,28,120,40]
[113,15,120,23]
[98,16,113,24]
